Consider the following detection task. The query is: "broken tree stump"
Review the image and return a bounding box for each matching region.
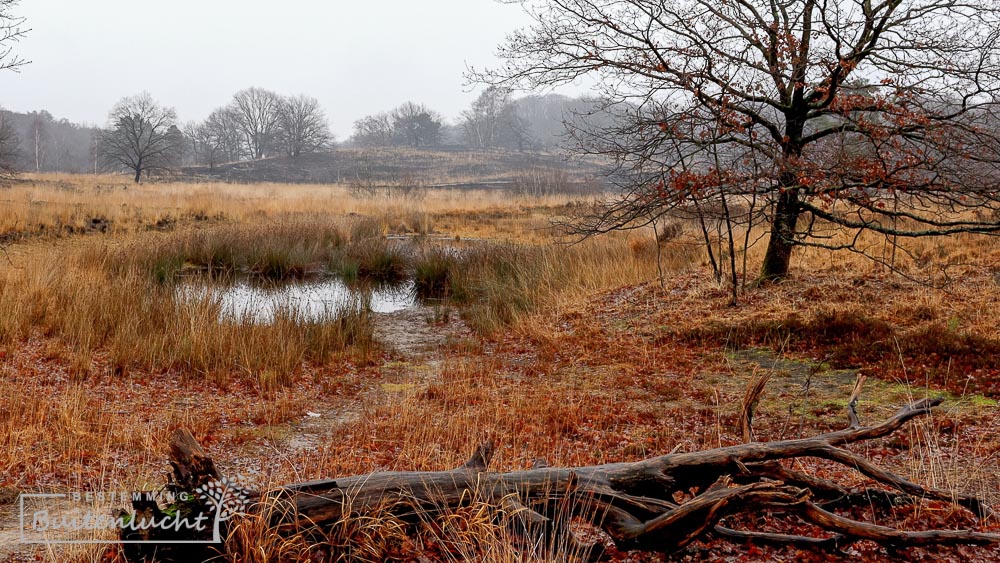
[120,398,1000,562]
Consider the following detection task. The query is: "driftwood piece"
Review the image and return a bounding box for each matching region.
[121,398,1000,561]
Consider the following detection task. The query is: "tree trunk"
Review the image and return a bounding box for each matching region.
[33,128,40,172]
[760,187,800,280]
[118,397,1000,562]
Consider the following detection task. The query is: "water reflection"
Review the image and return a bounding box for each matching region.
[181,277,416,323]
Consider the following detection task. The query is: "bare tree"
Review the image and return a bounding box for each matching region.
[352,103,446,148]
[351,112,394,147]
[390,102,443,147]
[461,86,511,149]
[205,107,244,164]
[498,102,533,151]
[459,87,537,151]
[188,121,230,170]
[99,92,180,183]
[275,94,332,158]
[230,87,281,160]
[187,107,243,169]
[28,111,49,172]
[0,0,27,72]
[184,121,214,169]
[479,0,1000,281]
[0,0,26,180]
[0,109,18,180]
[163,124,185,169]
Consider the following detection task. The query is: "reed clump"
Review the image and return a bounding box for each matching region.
[0,233,374,387]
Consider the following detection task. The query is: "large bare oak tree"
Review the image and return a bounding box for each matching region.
[99,92,181,183]
[478,0,1000,280]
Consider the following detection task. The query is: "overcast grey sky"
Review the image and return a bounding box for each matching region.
[0,0,542,137]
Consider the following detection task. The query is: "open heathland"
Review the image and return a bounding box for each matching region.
[0,173,998,562]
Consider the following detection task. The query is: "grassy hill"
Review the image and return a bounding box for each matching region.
[182,147,604,190]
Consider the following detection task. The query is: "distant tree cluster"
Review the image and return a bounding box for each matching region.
[349,93,603,151]
[459,87,528,150]
[0,109,101,174]
[351,102,444,148]
[3,73,603,182]
[187,88,333,169]
[1,90,607,181]
[0,0,604,183]
[94,88,335,181]
[101,90,602,181]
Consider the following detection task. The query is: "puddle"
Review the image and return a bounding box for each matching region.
[180,277,417,323]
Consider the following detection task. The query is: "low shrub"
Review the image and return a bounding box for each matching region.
[413,249,455,299]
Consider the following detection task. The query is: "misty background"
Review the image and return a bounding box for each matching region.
[1,0,535,135]
[0,0,608,179]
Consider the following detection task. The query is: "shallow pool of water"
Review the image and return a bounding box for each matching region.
[181,277,417,323]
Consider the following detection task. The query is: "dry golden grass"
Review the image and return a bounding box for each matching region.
[1,173,999,562]
[0,174,656,386]
[0,173,579,244]
[0,172,649,474]
[0,237,374,386]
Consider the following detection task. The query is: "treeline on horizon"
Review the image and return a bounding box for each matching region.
[0,89,603,177]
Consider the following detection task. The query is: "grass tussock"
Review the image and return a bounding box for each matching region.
[114,216,410,285]
[0,205,662,388]
[410,240,659,334]
[680,305,1000,395]
[312,219,411,282]
[413,248,456,299]
[0,244,373,387]
[219,485,599,563]
[111,218,348,283]
[222,498,409,563]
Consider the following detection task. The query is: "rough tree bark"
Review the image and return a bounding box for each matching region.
[760,187,801,281]
[120,398,1000,562]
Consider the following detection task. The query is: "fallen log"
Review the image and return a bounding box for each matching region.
[119,397,1000,562]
